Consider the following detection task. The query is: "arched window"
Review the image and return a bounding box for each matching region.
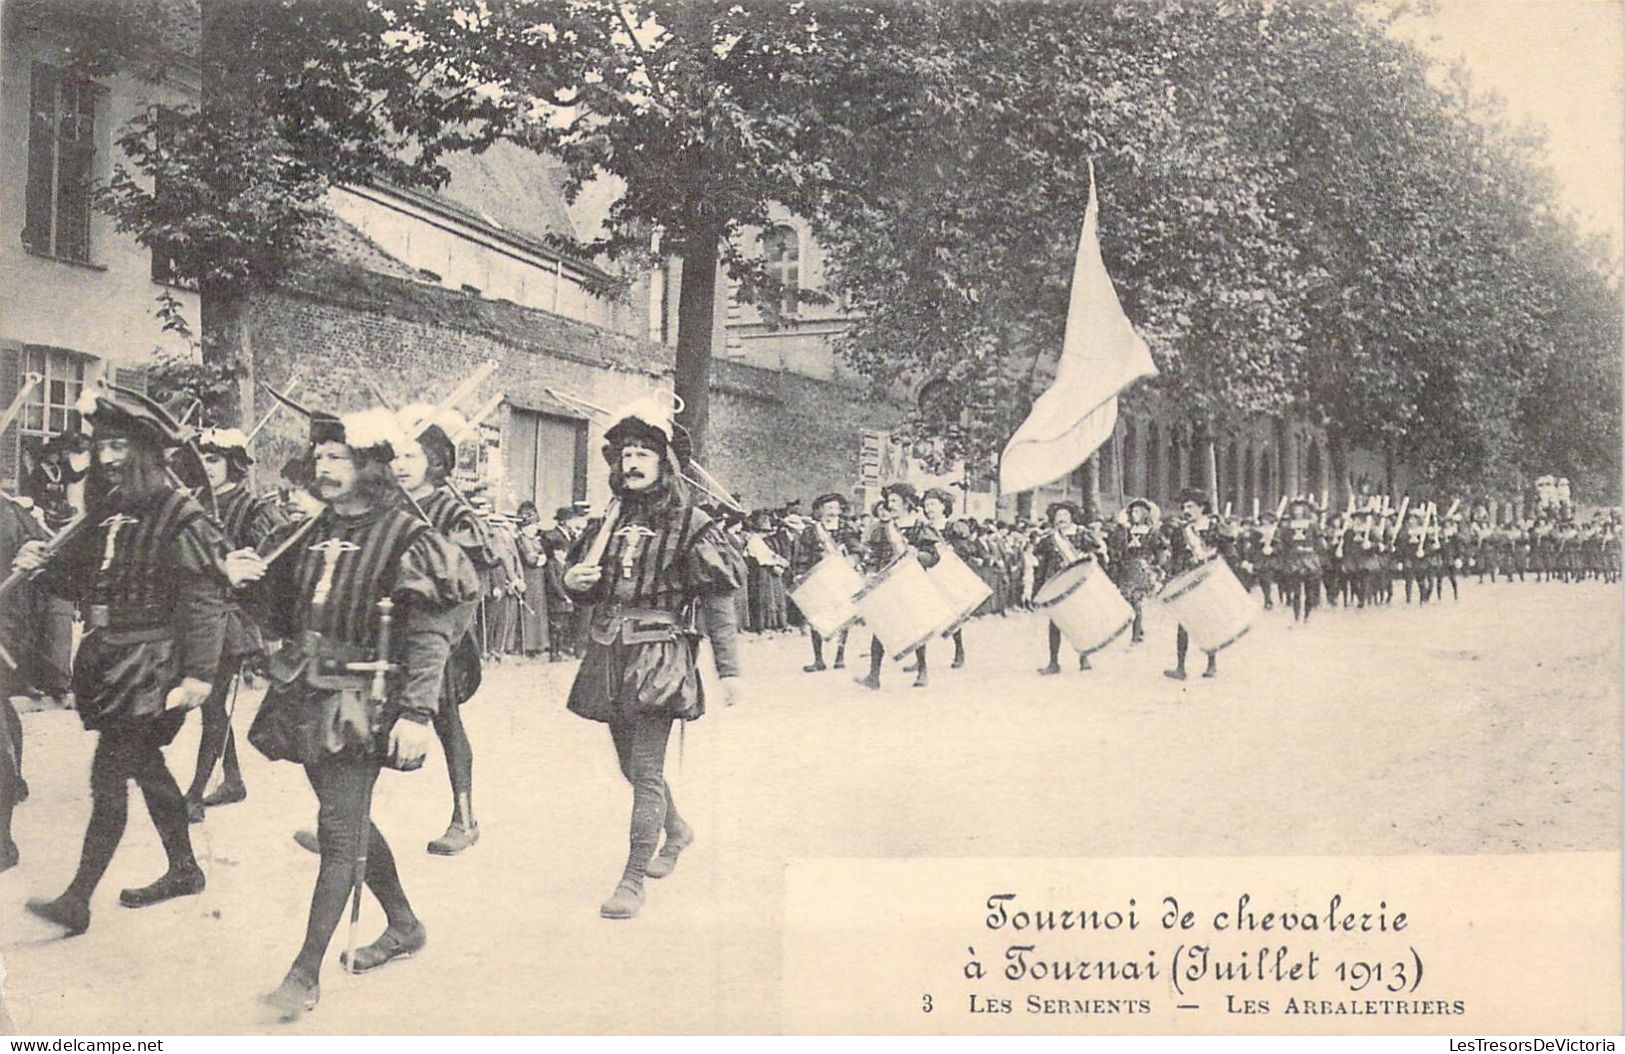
[762,225,800,317]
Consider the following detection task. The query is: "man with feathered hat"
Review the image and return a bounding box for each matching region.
[853,481,942,691]
[392,402,499,856]
[12,384,231,935]
[184,426,288,823]
[234,404,479,1020]
[789,492,860,674]
[561,396,745,920]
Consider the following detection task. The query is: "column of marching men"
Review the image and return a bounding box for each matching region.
[0,376,1619,1024]
[0,379,748,1024]
[776,484,1621,692]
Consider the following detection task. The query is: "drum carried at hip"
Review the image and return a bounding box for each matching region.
[926,546,993,638]
[1159,555,1258,655]
[851,552,956,660]
[789,554,866,638]
[1033,557,1134,655]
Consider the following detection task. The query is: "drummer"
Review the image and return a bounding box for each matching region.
[1107,497,1167,646]
[1035,501,1090,674]
[855,483,941,691]
[1161,488,1222,681]
[791,493,860,673]
[921,488,969,670]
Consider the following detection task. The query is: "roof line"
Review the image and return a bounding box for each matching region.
[349,180,615,287]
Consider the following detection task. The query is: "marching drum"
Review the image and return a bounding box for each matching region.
[927,546,993,637]
[790,554,865,638]
[1159,556,1259,654]
[1033,558,1134,655]
[851,553,956,661]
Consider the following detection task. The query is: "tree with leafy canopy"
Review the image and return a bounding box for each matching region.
[817,0,1311,482]
[816,0,1619,506]
[501,0,933,459]
[15,0,531,422]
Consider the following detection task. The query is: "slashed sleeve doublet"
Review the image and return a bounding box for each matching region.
[392,528,482,717]
[684,517,746,679]
[172,513,232,683]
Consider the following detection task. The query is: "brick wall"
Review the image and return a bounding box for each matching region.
[244,261,904,511]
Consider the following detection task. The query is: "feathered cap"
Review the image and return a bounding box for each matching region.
[198,426,253,465]
[397,402,469,470]
[75,384,195,449]
[311,407,405,464]
[601,392,692,471]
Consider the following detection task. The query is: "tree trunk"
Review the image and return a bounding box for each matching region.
[1327,426,1351,509]
[1273,417,1293,499]
[197,0,244,427]
[199,279,245,426]
[673,224,721,463]
[1200,433,1217,509]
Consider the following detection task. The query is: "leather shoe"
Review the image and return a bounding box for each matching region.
[801,661,826,673]
[262,970,319,1024]
[293,829,320,855]
[427,822,479,856]
[644,824,694,880]
[201,781,247,808]
[339,921,427,973]
[600,881,645,920]
[120,865,205,908]
[27,892,90,935]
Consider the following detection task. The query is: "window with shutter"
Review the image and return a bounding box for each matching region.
[21,347,90,443]
[22,64,98,265]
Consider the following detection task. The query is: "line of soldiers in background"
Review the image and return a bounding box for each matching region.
[737,487,1622,682]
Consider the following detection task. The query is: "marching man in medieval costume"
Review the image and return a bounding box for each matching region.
[1278,496,1325,621]
[238,405,479,1020]
[922,488,969,670]
[1,484,51,873]
[1161,488,1222,681]
[185,427,287,823]
[1107,497,1166,646]
[562,399,745,920]
[15,385,230,935]
[855,482,942,691]
[1035,501,1091,674]
[391,404,496,856]
[792,492,859,673]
